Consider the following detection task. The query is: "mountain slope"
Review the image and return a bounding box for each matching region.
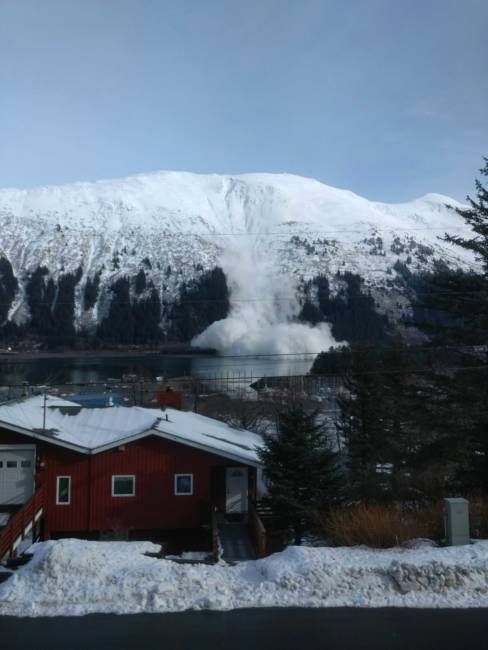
[0,171,477,350]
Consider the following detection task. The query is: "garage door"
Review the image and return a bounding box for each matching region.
[0,447,35,505]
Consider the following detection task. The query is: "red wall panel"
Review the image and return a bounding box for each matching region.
[156,391,182,409]
[0,427,253,534]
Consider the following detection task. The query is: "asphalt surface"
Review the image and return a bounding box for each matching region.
[1,608,488,650]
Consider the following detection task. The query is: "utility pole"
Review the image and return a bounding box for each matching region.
[42,392,47,433]
[193,379,199,413]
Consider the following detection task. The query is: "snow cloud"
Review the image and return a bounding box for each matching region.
[192,236,340,357]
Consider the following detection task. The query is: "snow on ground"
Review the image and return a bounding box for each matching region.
[1,539,488,616]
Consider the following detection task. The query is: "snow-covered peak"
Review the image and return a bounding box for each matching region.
[0,170,477,352]
[0,170,466,240]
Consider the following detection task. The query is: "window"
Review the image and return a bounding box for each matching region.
[112,475,135,497]
[0,461,3,468]
[6,460,17,468]
[175,474,193,496]
[21,460,32,468]
[56,476,71,505]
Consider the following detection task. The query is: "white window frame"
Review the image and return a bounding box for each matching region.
[111,474,136,497]
[56,476,71,505]
[174,473,193,496]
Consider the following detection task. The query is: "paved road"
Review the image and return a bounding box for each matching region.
[1,607,488,650]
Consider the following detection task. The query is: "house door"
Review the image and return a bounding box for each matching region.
[225,467,248,514]
[0,447,35,505]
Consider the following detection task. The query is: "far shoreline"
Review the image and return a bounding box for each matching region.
[0,345,219,362]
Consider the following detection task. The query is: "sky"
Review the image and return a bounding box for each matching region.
[0,0,487,202]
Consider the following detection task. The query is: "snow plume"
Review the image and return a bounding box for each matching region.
[192,237,340,356]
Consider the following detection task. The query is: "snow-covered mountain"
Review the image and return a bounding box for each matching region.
[0,171,477,351]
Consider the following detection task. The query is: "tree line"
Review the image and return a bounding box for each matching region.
[260,157,488,543]
[0,266,229,348]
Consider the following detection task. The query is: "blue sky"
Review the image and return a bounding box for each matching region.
[1,0,487,201]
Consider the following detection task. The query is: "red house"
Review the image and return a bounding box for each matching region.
[0,395,264,558]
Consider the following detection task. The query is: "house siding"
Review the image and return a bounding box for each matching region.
[0,427,253,535]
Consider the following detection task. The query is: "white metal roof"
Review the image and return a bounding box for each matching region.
[0,395,263,465]
[150,408,263,466]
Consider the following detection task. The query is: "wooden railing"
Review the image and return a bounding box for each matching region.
[248,499,267,558]
[211,505,220,563]
[0,486,45,562]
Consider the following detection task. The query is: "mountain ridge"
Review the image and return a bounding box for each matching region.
[0,170,465,230]
[0,170,478,350]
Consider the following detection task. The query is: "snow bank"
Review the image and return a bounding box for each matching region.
[2,539,488,616]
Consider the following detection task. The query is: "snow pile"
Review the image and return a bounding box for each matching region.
[1,539,488,616]
[166,552,212,561]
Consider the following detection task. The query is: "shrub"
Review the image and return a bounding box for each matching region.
[469,496,488,538]
[316,497,488,548]
[319,506,430,548]
[317,504,440,548]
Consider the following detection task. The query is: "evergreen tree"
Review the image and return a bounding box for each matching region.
[402,355,488,495]
[0,257,18,325]
[300,272,390,345]
[336,345,391,501]
[445,157,488,274]
[327,273,390,345]
[435,158,488,490]
[410,268,487,345]
[317,159,488,501]
[335,342,477,501]
[49,269,82,347]
[298,299,322,325]
[168,267,229,342]
[258,405,343,545]
[97,278,134,344]
[132,287,161,343]
[310,345,350,375]
[84,270,102,310]
[390,159,488,495]
[134,269,146,295]
[449,162,488,335]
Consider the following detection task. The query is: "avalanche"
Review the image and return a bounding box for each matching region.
[1,539,488,617]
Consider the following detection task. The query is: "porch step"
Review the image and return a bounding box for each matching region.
[217,515,255,562]
[0,571,13,584]
[5,553,33,570]
[255,499,279,526]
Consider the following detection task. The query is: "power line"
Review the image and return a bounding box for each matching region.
[177,345,488,358]
[2,287,486,308]
[0,361,487,391]
[13,226,466,237]
[145,228,466,237]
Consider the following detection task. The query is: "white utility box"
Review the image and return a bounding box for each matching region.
[444,497,470,546]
